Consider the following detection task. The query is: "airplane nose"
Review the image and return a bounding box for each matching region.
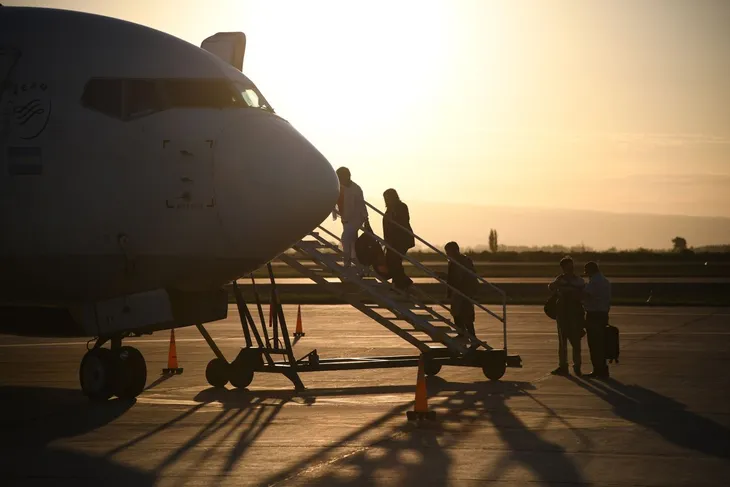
[214,112,340,262]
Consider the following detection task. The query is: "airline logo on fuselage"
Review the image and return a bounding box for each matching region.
[4,81,51,140]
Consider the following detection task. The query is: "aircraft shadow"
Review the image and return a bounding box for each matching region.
[0,385,155,486]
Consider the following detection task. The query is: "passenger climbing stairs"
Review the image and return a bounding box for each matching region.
[281,230,482,356]
[197,201,521,392]
[283,200,517,358]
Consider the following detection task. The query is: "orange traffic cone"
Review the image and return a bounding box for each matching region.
[293,305,305,338]
[162,329,184,374]
[407,356,435,422]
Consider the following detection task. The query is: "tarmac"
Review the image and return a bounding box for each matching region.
[239,277,730,284]
[1,305,729,486]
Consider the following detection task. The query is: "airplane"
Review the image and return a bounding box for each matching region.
[0,7,340,400]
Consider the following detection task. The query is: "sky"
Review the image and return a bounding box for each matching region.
[6,0,730,247]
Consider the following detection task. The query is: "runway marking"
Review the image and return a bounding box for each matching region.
[227,305,729,318]
[134,393,416,409]
[2,330,730,348]
[0,337,247,348]
[137,393,625,411]
[136,396,216,408]
[508,311,730,316]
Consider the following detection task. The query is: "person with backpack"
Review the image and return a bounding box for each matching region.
[548,256,585,376]
[382,189,415,290]
[443,242,478,338]
[582,261,612,378]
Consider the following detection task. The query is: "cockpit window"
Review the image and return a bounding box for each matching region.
[125,80,164,119]
[162,79,239,109]
[81,79,123,119]
[236,83,275,113]
[241,88,260,108]
[81,77,274,120]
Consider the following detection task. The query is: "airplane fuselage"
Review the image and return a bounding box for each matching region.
[0,7,339,335]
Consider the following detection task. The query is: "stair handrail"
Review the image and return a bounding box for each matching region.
[305,225,501,351]
[312,225,464,324]
[364,201,508,351]
[315,221,503,322]
[286,244,471,353]
[363,227,504,323]
[365,201,506,299]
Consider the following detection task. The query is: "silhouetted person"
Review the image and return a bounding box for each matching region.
[382,188,414,290]
[548,256,585,376]
[332,167,370,269]
[582,261,611,378]
[444,241,478,337]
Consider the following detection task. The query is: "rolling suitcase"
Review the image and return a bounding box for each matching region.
[605,324,620,363]
[355,233,390,279]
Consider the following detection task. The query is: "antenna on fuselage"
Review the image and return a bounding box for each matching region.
[201,32,247,71]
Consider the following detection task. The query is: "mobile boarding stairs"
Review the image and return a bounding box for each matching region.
[197,201,522,391]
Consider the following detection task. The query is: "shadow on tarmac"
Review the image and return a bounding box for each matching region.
[0,385,155,487]
[101,378,591,485]
[106,384,421,484]
[568,376,730,460]
[251,378,587,486]
[30,375,723,485]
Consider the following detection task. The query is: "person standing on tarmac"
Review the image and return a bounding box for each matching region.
[332,167,370,269]
[582,261,611,378]
[548,256,585,376]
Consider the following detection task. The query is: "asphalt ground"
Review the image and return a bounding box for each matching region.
[1,305,729,486]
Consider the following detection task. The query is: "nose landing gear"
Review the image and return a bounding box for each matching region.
[79,347,116,401]
[80,337,147,401]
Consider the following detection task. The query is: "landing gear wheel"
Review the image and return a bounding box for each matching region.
[424,361,442,376]
[114,346,147,400]
[205,358,230,388]
[229,361,254,389]
[482,354,507,381]
[80,348,115,401]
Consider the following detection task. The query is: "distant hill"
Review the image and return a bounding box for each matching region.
[320,201,730,251]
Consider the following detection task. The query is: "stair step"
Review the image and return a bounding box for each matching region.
[297,240,325,247]
[392,314,439,321]
[406,327,460,336]
[284,236,494,356]
[363,304,419,311]
[429,324,459,330]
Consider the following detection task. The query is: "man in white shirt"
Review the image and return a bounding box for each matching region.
[548,256,585,376]
[332,167,370,268]
[582,261,611,378]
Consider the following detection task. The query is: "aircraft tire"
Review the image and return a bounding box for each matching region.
[80,348,116,401]
[424,361,442,376]
[229,361,254,389]
[114,346,147,399]
[205,358,230,388]
[482,356,506,381]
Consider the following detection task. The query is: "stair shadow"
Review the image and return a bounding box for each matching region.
[95,378,587,485]
[193,383,417,406]
[143,373,174,391]
[106,383,417,468]
[255,378,586,486]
